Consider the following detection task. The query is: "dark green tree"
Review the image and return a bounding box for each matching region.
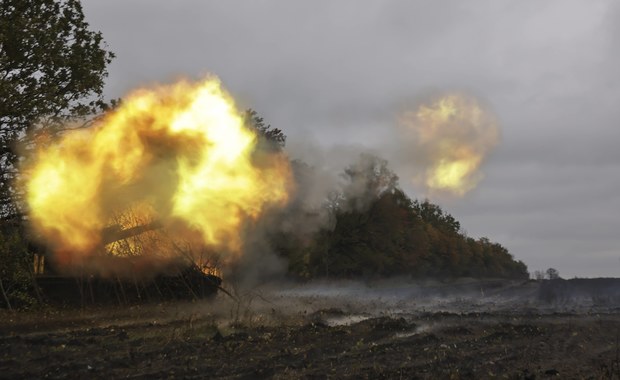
[305,155,409,277]
[0,0,114,308]
[0,224,36,309]
[1,0,115,217]
[275,154,529,280]
[546,267,560,280]
[412,199,460,234]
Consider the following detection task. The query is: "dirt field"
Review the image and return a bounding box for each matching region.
[2,280,620,379]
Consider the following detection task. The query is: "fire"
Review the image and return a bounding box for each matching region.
[23,78,292,265]
[400,94,498,196]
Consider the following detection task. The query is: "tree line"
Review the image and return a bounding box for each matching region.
[262,155,528,280]
[246,115,528,280]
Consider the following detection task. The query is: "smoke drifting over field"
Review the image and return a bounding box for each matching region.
[205,276,620,328]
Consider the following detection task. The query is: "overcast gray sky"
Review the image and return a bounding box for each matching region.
[82,0,620,278]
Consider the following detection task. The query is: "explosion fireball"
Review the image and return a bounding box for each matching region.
[23,78,292,266]
[400,94,499,196]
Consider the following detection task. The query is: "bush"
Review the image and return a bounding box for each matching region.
[0,227,37,309]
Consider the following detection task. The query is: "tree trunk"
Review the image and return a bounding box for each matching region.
[0,277,12,310]
[27,261,44,304]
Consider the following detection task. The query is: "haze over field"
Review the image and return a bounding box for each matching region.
[82,0,620,278]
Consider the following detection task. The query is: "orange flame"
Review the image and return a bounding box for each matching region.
[23,78,292,264]
[400,94,499,196]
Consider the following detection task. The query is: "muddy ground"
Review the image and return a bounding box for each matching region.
[2,279,620,379]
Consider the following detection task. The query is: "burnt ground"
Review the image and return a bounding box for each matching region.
[2,280,620,379]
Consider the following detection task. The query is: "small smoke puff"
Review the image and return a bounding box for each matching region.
[398,94,499,196]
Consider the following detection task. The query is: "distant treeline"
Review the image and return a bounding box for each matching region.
[243,111,529,281]
[261,153,529,280]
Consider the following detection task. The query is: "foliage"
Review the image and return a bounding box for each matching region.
[412,199,460,234]
[0,222,37,309]
[275,155,529,280]
[546,267,560,280]
[0,0,114,308]
[0,0,115,217]
[243,109,286,151]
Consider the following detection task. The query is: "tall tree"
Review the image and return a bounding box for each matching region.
[282,155,529,280]
[0,0,114,308]
[0,0,115,217]
[412,199,460,234]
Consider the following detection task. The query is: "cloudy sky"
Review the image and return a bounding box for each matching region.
[82,0,620,278]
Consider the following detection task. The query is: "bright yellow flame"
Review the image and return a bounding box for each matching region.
[23,77,292,262]
[401,94,498,196]
[427,155,482,196]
